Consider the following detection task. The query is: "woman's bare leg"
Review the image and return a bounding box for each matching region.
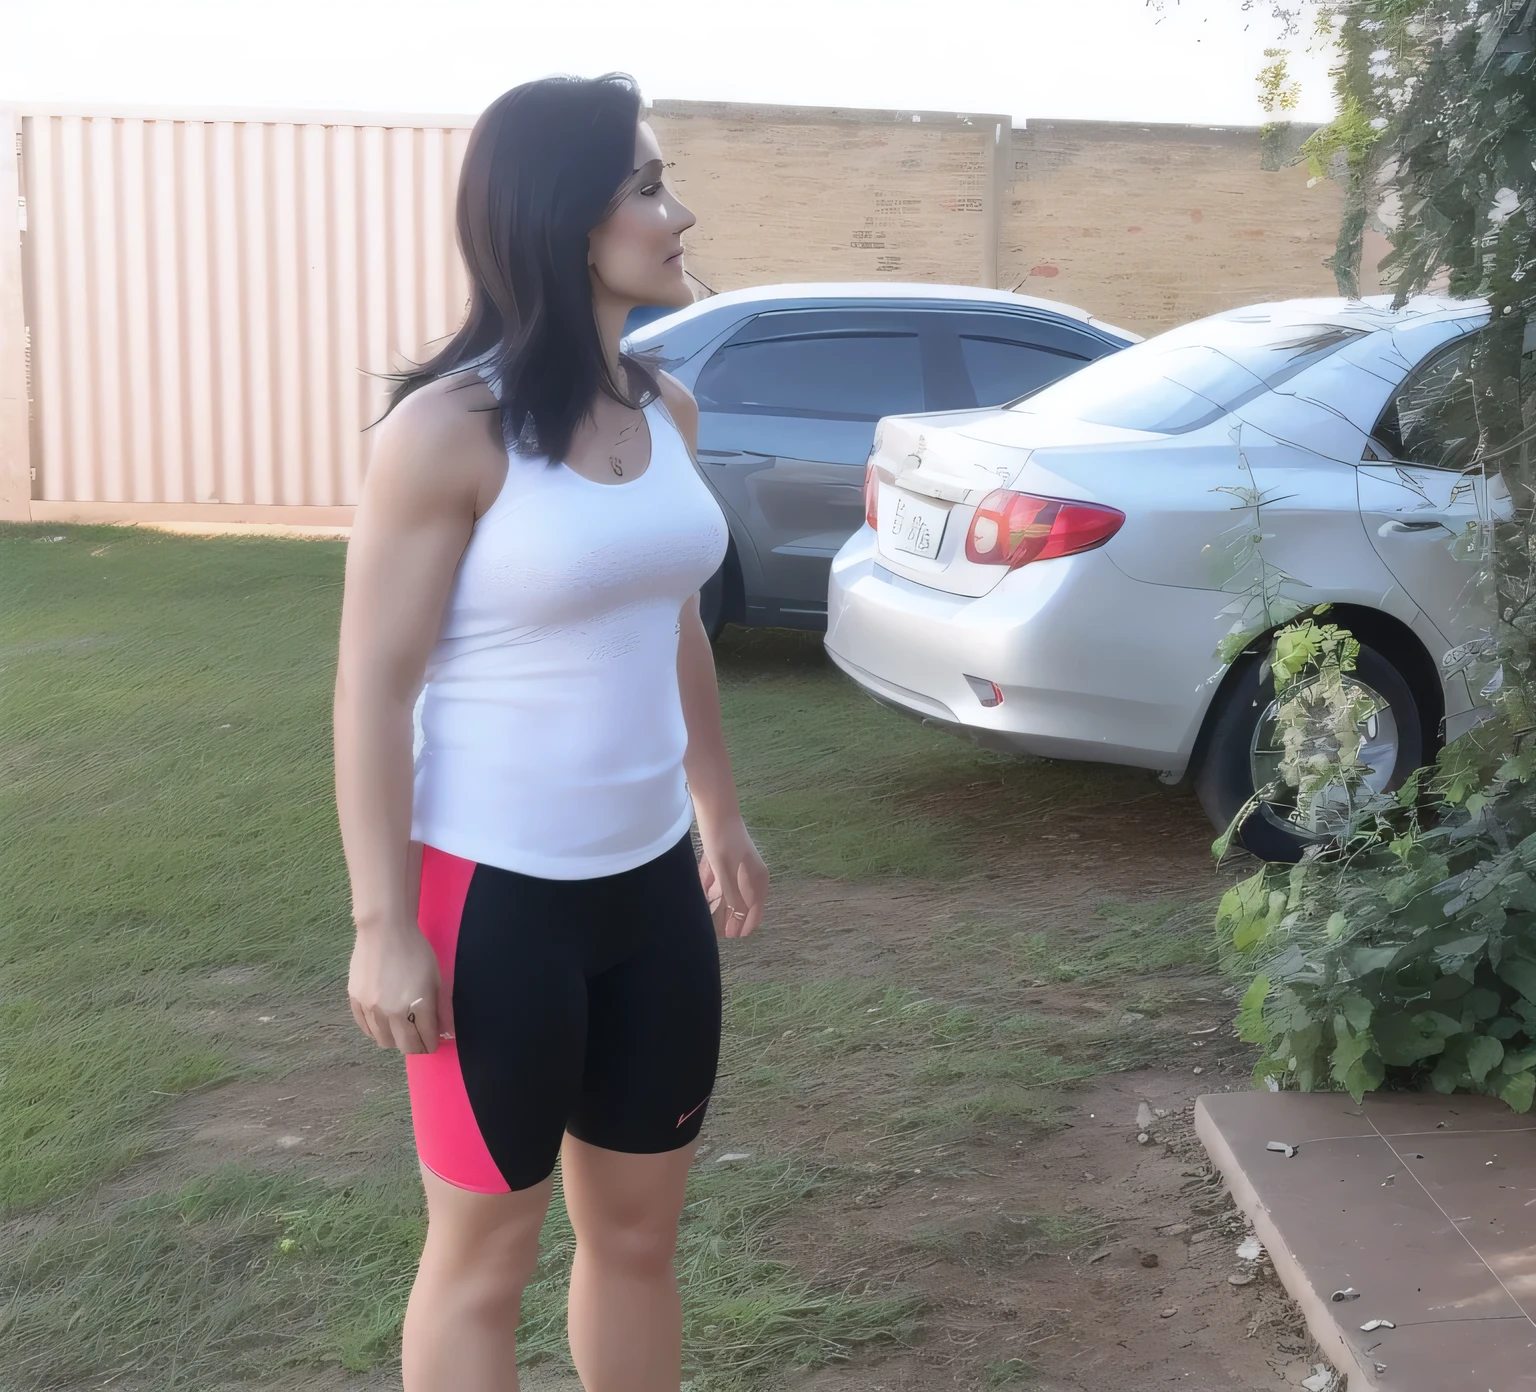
[402,1163,555,1392]
[560,1134,697,1391]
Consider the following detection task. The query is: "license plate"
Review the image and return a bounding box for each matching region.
[885,488,950,559]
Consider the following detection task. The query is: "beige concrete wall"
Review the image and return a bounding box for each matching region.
[4,101,1360,528]
[649,108,1361,338]
[998,120,1353,336]
[647,101,1007,292]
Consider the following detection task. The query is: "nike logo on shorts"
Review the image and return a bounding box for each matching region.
[677,1094,710,1128]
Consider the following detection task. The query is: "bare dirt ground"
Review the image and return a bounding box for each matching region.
[35,781,1326,1392]
[708,851,1326,1391]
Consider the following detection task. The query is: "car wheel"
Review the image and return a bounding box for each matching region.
[1193,641,1427,863]
[699,558,728,641]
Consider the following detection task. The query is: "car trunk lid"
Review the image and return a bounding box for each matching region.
[868,408,1154,597]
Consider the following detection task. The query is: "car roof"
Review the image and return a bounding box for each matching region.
[627,281,1140,344]
[1204,293,1488,332]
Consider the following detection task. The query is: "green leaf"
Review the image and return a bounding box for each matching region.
[1463,987,1504,1023]
[1428,973,1475,1003]
[1340,994,1373,1032]
[1499,958,1536,1003]
[1291,1022,1324,1091]
[1219,875,1271,951]
[1350,945,1401,976]
[1431,1053,1469,1094]
[1236,975,1271,1045]
[1498,1072,1535,1113]
[1488,1016,1524,1040]
[1342,1054,1385,1103]
[1374,1011,1455,1065]
[1332,1023,1374,1072]
[1433,934,1490,968]
[1395,767,1425,809]
[1467,1036,1505,1083]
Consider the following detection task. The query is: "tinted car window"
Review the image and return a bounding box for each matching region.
[1373,336,1481,470]
[695,332,923,420]
[1009,322,1366,435]
[960,335,1089,405]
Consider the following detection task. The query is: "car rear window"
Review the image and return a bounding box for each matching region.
[960,335,1090,405]
[695,332,923,420]
[1006,322,1366,434]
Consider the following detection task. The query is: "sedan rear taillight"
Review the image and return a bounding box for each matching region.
[965,489,1124,569]
[863,463,880,530]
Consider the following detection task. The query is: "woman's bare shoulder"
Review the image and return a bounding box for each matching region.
[366,369,506,518]
[652,368,699,452]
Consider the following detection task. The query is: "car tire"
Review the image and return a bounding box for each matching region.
[1193,640,1427,863]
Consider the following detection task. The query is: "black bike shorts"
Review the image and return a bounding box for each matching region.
[404,831,722,1193]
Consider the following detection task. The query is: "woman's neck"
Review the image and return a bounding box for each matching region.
[592,294,632,388]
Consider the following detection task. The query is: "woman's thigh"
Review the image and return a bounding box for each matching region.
[566,835,723,1157]
[406,845,594,1194]
[558,1132,695,1256]
[417,1161,555,1274]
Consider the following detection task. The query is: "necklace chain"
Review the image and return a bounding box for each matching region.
[609,415,643,477]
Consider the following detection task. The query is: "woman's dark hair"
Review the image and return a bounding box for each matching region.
[374,72,665,464]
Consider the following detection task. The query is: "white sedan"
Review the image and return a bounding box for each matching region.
[826,295,1535,861]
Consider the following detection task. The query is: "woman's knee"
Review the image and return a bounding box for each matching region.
[573,1210,680,1280]
[420,1178,549,1305]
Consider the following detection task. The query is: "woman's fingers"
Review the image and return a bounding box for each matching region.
[386,1010,421,1055]
[362,1004,392,1049]
[348,994,376,1044]
[699,855,734,935]
[707,882,732,935]
[716,862,751,939]
[404,998,439,1055]
[351,996,450,1054]
[735,858,768,937]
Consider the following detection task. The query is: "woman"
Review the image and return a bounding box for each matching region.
[332,73,769,1391]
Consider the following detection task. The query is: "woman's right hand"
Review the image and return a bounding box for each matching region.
[347,921,453,1054]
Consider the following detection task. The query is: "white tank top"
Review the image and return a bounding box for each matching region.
[409,353,730,879]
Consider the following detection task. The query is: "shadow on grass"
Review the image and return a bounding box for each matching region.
[712,626,1198,882]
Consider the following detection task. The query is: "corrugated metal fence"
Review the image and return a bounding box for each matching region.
[0,101,1009,528]
[3,105,478,526]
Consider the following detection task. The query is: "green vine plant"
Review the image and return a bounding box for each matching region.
[1158,0,1536,1108]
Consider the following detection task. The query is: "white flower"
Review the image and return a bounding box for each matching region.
[1489,187,1522,226]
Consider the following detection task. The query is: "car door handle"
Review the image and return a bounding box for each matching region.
[1380,518,1449,534]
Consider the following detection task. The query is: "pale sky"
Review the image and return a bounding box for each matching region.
[1,0,1339,127]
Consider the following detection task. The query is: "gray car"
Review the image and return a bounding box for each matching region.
[622,283,1137,636]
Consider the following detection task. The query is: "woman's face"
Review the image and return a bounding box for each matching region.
[587,120,697,311]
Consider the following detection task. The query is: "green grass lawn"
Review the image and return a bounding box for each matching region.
[0,523,1218,1390]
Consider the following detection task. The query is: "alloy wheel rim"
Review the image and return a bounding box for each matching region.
[1248,675,1401,834]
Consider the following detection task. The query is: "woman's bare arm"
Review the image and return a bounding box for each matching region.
[659,371,769,938]
[333,380,494,1049]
